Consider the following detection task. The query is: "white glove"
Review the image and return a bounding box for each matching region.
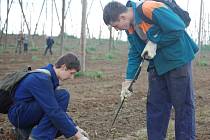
[141,41,157,59]
[120,80,133,101]
[76,126,89,138]
[79,136,89,140]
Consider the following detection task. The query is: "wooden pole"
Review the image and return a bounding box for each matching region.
[18,0,31,35]
[4,0,9,49]
[51,0,53,36]
[198,0,203,60]
[60,0,65,55]
[53,0,61,28]
[0,0,13,41]
[33,0,45,35]
[208,14,210,45]
[80,0,87,72]
[0,0,2,31]
[108,27,112,51]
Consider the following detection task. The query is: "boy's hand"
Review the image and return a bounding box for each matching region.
[141,41,157,59]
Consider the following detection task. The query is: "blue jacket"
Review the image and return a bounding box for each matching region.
[8,64,78,137]
[125,1,198,79]
[47,37,54,47]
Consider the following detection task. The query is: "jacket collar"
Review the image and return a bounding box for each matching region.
[41,64,59,89]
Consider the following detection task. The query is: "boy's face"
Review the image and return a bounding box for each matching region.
[110,13,131,31]
[59,65,77,81]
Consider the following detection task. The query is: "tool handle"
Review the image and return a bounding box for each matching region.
[111,59,144,127]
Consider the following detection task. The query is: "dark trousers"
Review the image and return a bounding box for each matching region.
[23,43,28,53]
[44,46,53,55]
[15,42,22,54]
[147,62,195,140]
[9,89,70,140]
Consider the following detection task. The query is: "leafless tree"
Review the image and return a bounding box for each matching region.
[60,0,65,55]
[80,0,87,71]
[198,0,203,60]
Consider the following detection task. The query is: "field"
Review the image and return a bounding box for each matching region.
[0,36,210,140]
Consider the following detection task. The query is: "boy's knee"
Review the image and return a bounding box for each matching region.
[55,89,70,101]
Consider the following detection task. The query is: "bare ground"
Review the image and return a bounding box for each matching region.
[0,40,210,140]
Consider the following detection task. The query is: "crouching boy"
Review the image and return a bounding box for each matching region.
[8,53,89,140]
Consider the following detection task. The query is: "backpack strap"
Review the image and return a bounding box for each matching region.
[136,3,154,24]
[29,69,51,76]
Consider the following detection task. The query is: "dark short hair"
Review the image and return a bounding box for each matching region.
[55,53,80,72]
[103,1,127,25]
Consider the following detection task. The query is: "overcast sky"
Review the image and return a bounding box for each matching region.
[0,0,209,41]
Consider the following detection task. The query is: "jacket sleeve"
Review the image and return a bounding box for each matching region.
[126,33,145,80]
[142,1,185,48]
[27,74,78,138]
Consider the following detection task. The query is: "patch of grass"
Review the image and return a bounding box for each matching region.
[201,45,210,52]
[105,53,114,60]
[30,48,39,51]
[31,55,41,62]
[7,44,16,48]
[64,44,79,50]
[86,47,96,53]
[197,59,208,66]
[90,52,118,62]
[64,47,70,51]
[75,71,104,79]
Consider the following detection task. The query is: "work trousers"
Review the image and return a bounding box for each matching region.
[147,62,195,140]
[8,89,70,140]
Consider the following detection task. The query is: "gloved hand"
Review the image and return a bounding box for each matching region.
[141,41,157,59]
[120,80,133,101]
[76,126,89,138]
[79,136,89,140]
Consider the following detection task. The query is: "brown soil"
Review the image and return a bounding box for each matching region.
[0,40,210,140]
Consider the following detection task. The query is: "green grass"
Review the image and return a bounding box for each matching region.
[31,55,41,62]
[30,48,39,51]
[105,52,114,60]
[200,45,210,52]
[86,47,96,53]
[197,59,208,66]
[90,51,119,62]
[75,71,104,79]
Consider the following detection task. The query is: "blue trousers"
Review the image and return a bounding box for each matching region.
[44,46,53,55]
[147,62,195,140]
[9,89,70,140]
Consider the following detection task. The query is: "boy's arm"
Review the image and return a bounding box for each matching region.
[126,33,145,80]
[27,74,78,138]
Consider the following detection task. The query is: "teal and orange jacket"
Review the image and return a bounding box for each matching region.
[125,1,198,80]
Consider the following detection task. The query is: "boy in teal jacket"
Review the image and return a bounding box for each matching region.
[103,1,198,139]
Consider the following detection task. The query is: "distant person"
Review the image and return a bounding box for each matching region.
[23,34,29,55]
[44,36,54,56]
[15,31,24,54]
[8,53,89,140]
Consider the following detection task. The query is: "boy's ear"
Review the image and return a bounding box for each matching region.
[119,13,126,20]
[61,64,67,71]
